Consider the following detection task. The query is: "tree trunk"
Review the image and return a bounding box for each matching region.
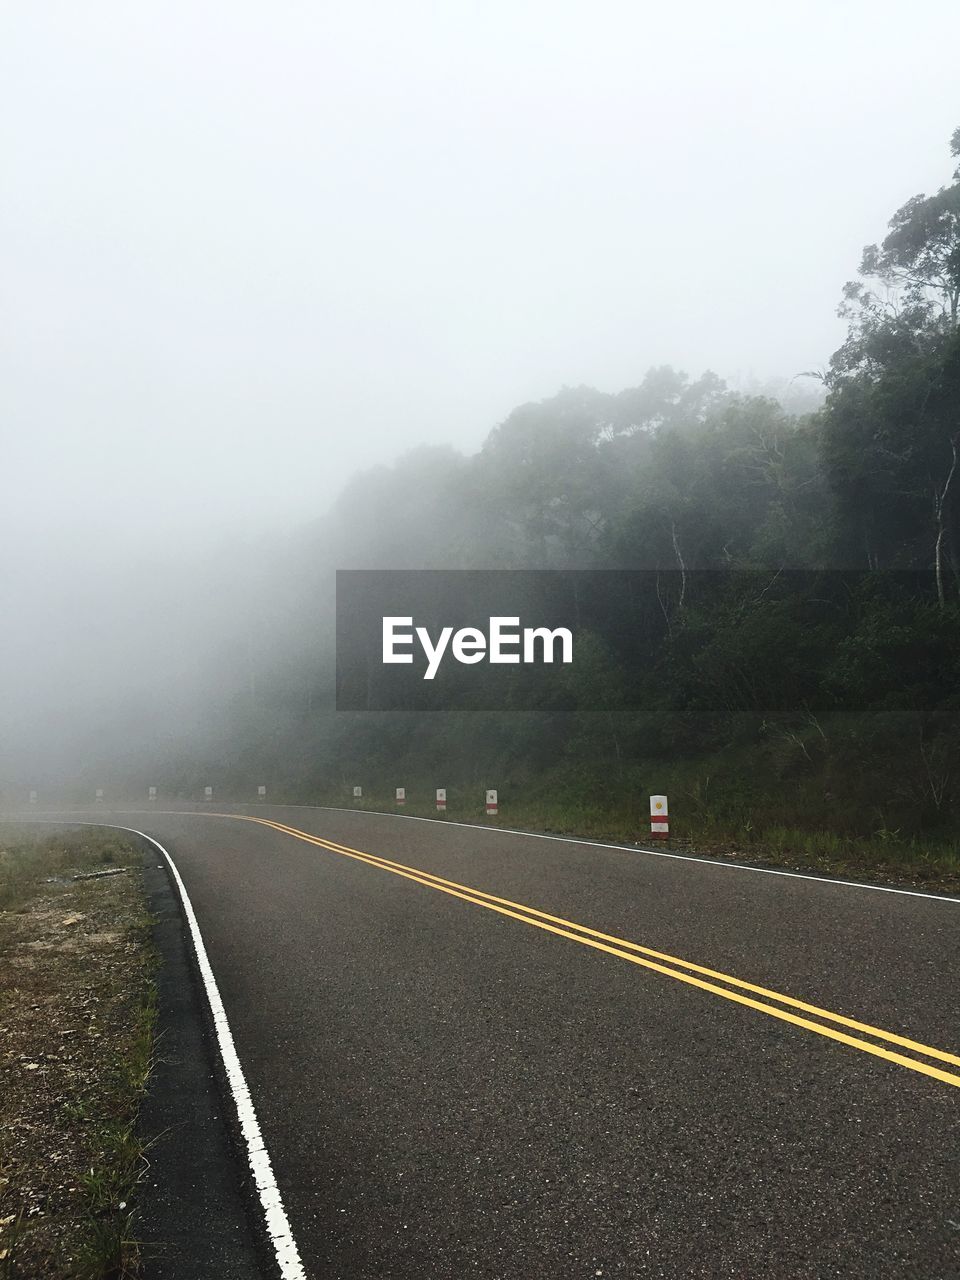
[671,521,687,610]
[934,435,959,609]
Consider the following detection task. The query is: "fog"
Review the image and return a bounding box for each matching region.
[2,0,959,792]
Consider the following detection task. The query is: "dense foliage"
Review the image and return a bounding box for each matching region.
[159,131,960,850]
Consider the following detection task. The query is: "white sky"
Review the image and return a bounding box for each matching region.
[2,0,959,555]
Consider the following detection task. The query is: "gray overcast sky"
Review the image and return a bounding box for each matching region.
[2,0,960,556]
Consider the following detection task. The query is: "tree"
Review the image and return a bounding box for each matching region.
[823,129,960,598]
[845,127,960,330]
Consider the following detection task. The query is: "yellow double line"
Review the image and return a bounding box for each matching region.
[219,813,960,1091]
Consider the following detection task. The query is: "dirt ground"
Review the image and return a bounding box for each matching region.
[0,828,154,1279]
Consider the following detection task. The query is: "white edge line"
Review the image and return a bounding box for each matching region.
[240,803,960,905]
[92,822,307,1280]
[7,806,959,905]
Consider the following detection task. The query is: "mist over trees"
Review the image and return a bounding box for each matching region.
[6,128,960,847]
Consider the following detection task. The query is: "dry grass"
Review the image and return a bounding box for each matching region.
[0,828,155,1279]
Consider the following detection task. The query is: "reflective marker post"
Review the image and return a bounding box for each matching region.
[395,787,406,807]
[353,786,362,801]
[436,788,447,813]
[204,786,213,803]
[148,786,157,801]
[257,785,267,799]
[485,789,498,817]
[650,794,669,840]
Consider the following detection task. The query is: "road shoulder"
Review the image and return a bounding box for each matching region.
[138,840,269,1279]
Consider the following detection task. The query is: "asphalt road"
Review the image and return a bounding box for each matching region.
[103,807,960,1276]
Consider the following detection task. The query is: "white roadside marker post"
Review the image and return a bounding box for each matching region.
[485,789,498,818]
[95,789,104,803]
[257,785,267,799]
[650,794,669,840]
[204,786,213,803]
[148,786,157,802]
[436,788,447,813]
[353,786,362,801]
[395,787,406,807]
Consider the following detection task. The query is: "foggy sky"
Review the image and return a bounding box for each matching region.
[3,0,959,556]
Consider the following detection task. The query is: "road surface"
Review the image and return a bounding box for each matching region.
[64,807,960,1275]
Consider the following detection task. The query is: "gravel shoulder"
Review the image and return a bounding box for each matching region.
[0,827,155,1279]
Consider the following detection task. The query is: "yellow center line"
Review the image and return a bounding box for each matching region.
[253,816,960,1068]
[210,812,960,1090]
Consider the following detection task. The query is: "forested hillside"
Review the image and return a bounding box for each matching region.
[158,130,960,877]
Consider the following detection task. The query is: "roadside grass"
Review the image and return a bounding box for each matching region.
[0,828,156,1280]
[0,829,134,913]
[309,786,960,894]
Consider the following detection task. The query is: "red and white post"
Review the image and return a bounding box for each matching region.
[436,788,447,812]
[649,794,669,839]
[485,789,498,817]
[395,786,406,807]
